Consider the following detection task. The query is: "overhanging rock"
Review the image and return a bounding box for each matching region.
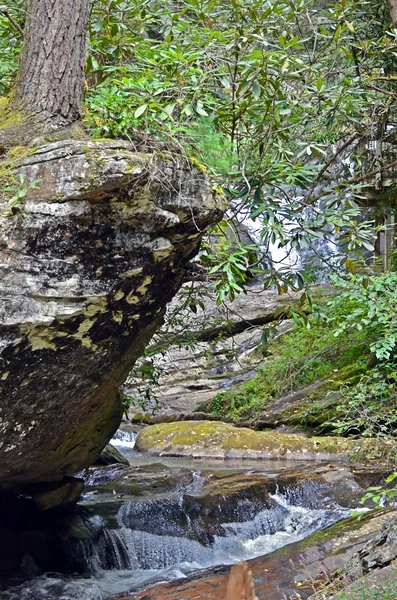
[0,139,225,489]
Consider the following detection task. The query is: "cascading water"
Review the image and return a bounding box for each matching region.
[1,458,353,600]
[230,192,340,281]
[110,430,137,449]
[75,489,347,574]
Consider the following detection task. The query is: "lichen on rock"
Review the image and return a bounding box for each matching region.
[0,139,225,493]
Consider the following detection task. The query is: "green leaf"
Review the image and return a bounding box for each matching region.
[134,104,148,118]
[195,104,209,117]
[93,19,104,32]
[163,102,176,116]
[252,80,261,100]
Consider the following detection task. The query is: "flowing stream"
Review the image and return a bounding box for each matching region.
[2,431,352,600]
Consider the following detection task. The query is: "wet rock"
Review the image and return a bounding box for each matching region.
[29,476,84,511]
[94,444,129,466]
[0,498,94,578]
[251,380,338,430]
[79,462,381,547]
[117,508,397,600]
[0,140,225,491]
[82,462,195,499]
[321,511,397,595]
[135,421,393,463]
[0,460,385,585]
[20,554,41,578]
[326,565,397,600]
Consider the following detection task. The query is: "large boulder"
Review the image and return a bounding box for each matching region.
[0,140,225,491]
[135,421,392,463]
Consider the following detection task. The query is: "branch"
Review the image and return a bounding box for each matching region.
[346,159,397,185]
[0,6,24,37]
[365,84,397,98]
[304,134,359,205]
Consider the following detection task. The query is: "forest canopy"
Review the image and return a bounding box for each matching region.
[1,0,397,441]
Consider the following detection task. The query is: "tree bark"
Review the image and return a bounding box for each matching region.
[12,0,91,127]
[388,0,397,27]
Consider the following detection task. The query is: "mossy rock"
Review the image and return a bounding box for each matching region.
[28,476,84,511]
[135,421,394,463]
[93,444,129,466]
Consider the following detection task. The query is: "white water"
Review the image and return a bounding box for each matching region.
[86,491,346,571]
[3,489,348,600]
[110,429,137,450]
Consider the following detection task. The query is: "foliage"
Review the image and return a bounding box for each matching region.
[205,306,370,423]
[3,173,42,210]
[200,236,260,303]
[0,1,23,95]
[330,370,397,437]
[82,0,395,297]
[329,272,397,362]
[326,273,397,437]
[359,472,397,507]
[122,359,163,413]
[318,567,397,600]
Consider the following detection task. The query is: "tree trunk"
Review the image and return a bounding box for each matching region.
[388,0,397,27]
[14,0,91,126]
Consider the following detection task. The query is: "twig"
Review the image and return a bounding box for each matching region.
[0,6,24,37]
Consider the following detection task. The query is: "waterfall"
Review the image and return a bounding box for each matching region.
[71,488,347,574]
[110,430,137,449]
[75,527,138,572]
[2,480,349,600]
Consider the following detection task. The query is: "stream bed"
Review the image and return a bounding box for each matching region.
[1,430,371,600]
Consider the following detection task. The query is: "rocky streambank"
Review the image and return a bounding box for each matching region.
[123,283,331,421]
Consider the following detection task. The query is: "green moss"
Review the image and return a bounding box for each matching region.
[136,420,392,462]
[0,145,36,197]
[188,155,208,173]
[210,184,225,196]
[0,97,8,114]
[154,150,174,162]
[0,96,25,130]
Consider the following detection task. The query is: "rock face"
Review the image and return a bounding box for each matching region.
[122,284,334,422]
[0,140,224,490]
[135,421,391,463]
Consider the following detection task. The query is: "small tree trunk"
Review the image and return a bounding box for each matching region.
[13,0,91,127]
[388,0,397,27]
